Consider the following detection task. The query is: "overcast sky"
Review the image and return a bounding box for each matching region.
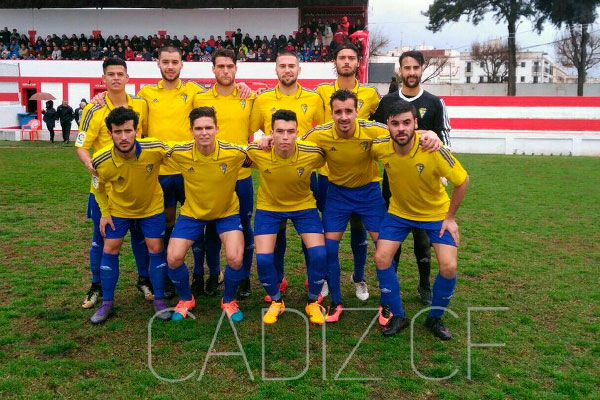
[368,0,599,76]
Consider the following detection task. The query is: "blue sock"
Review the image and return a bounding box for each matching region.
[205,224,221,277]
[100,252,120,301]
[89,226,103,284]
[130,224,149,278]
[241,219,254,278]
[273,226,286,283]
[350,227,368,282]
[307,245,327,301]
[376,266,405,317]
[149,251,167,299]
[192,234,205,276]
[325,239,342,304]
[168,264,192,301]
[223,265,245,303]
[256,253,280,300]
[430,273,457,318]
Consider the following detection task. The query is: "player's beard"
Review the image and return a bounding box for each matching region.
[160,69,180,83]
[216,76,234,87]
[279,75,297,88]
[116,142,136,155]
[337,67,357,78]
[392,130,415,147]
[402,74,421,88]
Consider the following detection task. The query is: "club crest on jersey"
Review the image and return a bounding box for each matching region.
[384,162,390,169]
[182,94,187,102]
[240,99,246,109]
[419,107,427,118]
[416,163,425,175]
[220,163,227,174]
[361,141,369,151]
[264,169,271,174]
[297,167,305,177]
[330,146,337,151]
[118,176,124,182]
[358,100,364,110]
[146,164,153,172]
[301,104,308,114]
[188,167,195,172]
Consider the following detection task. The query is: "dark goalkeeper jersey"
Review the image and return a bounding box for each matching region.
[372,88,451,146]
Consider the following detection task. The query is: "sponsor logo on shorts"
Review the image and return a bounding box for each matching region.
[92,175,99,189]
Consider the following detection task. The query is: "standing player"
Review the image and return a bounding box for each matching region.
[372,102,468,338]
[250,50,325,302]
[76,58,150,309]
[89,107,171,324]
[165,107,248,322]
[315,42,381,301]
[193,48,255,300]
[373,50,452,306]
[247,110,327,325]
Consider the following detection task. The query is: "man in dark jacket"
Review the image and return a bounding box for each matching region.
[42,100,57,143]
[57,99,74,143]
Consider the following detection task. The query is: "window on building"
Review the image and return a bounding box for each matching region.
[466,62,472,72]
[480,61,485,68]
[521,76,525,82]
[479,76,484,83]
[533,76,538,83]
[466,76,471,83]
[521,62,526,67]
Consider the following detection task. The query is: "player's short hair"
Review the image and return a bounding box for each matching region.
[399,50,424,67]
[158,46,182,59]
[333,42,360,60]
[189,107,217,126]
[271,109,298,129]
[275,50,299,62]
[212,48,236,65]
[329,89,358,109]
[387,101,417,119]
[105,107,139,131]
[102,57,127,72]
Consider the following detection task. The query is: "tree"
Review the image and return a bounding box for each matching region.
[536,0,600,95]
[424,0,538,96]
[368,29,390,57]
[471,40,511,83]
[421,52,450,83]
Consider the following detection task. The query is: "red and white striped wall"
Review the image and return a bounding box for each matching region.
[441,96,600,156]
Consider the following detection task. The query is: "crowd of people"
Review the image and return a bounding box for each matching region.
[0,17,365,62]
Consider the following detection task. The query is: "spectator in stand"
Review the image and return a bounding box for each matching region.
[18,43,28,59]
[51,44,62,60]
[140,47,152,61]
[239,43,248,57]
[237,47,247,61]
[233,29,243,48]
[269,34,277,50]
[90,45,101,60]
[125,46,135,61]
[224,36,233,49]
[265,48,275,62]
[252,35,261,48]
[305,27,314,46]
[191,35,200,47]
[207,35,216,47]
[295,27,305,49]
[0,27,10,45]
[201,50,211,62]
[243,33,253,49]
[317,17,326,35]
[352,18,365,34]
[287,34,296,47]
[172,35,181,48]
[246,47,256,62]
[257,47,266,62]
[205,42,213,54]
[72,44,82,60]
[215,35,223,48]
[340,16,351,36]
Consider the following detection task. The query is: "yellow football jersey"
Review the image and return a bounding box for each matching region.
[137,79,205,175]
[91,139,169,218]
[371,133,468,221]
[165,140,247,220]
[250,83,325,137]
[194,85,255,180]
[246,140,325,212]
[75,93,148,151]
[301,119,387,188]
[315,79,380,122]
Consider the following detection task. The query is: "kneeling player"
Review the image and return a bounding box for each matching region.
[165,107,247,322]
[371,102,469,338]
[247,110,327,325]
[90,107,171,324]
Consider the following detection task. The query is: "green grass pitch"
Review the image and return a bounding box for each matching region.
[0,141,599,399]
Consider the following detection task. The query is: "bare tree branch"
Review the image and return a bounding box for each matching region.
[470,40,512,83]
[555,24,600,94]
[368,29,390,57]
[422,52,450,83]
